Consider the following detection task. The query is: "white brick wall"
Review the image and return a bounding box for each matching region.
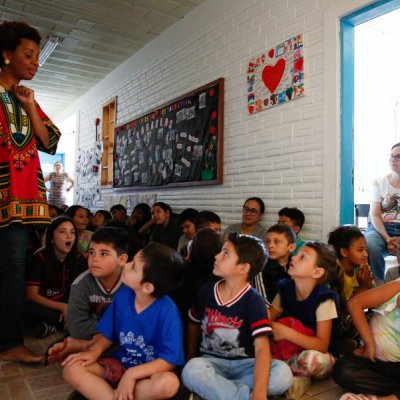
[55,0,371,240]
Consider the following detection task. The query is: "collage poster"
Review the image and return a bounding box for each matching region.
[247,34,304,114]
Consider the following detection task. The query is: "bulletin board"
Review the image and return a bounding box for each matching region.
[113,78,224,189]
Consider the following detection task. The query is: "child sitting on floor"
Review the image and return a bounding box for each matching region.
[62,242,185,400]
[46,226,129,364]
[328,225,374,300]
[278,207,306,255]
[269,241,341,397]
[181,233,293,400]
[333,279,400,400]
[25,216,87,338]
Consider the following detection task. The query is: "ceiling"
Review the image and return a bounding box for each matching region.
[0,0,205,116]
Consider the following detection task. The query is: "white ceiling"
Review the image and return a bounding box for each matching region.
[0,0,205,115]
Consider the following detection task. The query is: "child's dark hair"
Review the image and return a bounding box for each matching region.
[0,21,41,66]
[191,228,223,272]
[132,203,151,224]
[278,207,305,229]
[140,243,185,297]
[94,209,112,222]
[227,233,267,282]
[244,197,265,214]
[42,216,79,286]
[64,204,86,219]
[194,210,221,230]
[327,225,364,259]
[110,203,126,213]
[178,208,199,225]
[152,201,172,214]
[90,227,130,256]
[267,224,296,244]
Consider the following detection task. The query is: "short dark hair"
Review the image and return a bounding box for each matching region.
[278,207,305,229]
[244,197,265,214]
[391,142,400,151]
[190,228,223,272]
[141,243,185,297]
[227,233,267,282]
[194,210,221,230]
[327,225,364,259]
[267,224,296,244]
[90,227,130,256]
[178,208,198,225]
[94,210,112,222]
[110,204,126,214]
[0,21,41,66]
[65,205,86,219]
[152,201,172,214]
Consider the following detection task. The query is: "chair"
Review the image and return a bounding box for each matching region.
[354,203,370,230]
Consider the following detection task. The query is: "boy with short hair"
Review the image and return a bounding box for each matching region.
[177,208,198,256]
[194,210,222,233]
[46,227,129,363]
[62,243,185,400]
[181,233,293,400]
[254,224,296,304]
[278,207,306,255]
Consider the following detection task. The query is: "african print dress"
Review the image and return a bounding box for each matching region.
[0,85,61,228]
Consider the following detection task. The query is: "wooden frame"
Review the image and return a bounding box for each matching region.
[113,78,224,189]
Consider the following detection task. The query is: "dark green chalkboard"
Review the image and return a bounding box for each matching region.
[113,78,224,189]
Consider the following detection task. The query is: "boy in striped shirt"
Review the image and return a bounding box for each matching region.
[182,233,293,400]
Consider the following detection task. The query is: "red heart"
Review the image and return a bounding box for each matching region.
[294,58,303,72]
[268,49,274,58]
[262,58,286,93]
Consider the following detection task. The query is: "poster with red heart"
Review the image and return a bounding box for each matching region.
[247,34,304,114]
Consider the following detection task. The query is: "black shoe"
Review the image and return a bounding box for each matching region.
[33,322,58,339]
[67,390,87,400]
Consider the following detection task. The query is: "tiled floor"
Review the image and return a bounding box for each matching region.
[0,333,345,400]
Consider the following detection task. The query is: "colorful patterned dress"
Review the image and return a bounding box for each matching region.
[0,85,61,228]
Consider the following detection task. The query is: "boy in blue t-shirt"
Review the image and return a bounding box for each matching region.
[62,243,185,400]
[182,233,293,400]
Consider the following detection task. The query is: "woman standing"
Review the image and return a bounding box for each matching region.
[0,21,61,363]
[44,161,74,208]
[365,142,400,283]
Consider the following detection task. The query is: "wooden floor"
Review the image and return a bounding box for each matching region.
[0,332,345,400]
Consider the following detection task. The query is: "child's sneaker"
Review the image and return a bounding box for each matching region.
[33,322,58,339]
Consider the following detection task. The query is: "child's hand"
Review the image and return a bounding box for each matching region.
[353,342,376,362]
[356,263,374,289]
[114,369,136,400]
[61,350,97,367]
[271,321,290,341]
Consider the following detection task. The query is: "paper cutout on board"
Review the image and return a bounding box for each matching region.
[247,34,304,114]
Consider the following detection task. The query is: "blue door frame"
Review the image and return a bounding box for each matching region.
[340,0,400,224]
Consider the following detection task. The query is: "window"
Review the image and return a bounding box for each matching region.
[101,97,117,186]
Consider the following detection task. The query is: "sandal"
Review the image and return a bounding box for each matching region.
[339,393,378,400]
[43,334,69,366]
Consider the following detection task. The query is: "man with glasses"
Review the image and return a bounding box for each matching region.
[224,197,267,242]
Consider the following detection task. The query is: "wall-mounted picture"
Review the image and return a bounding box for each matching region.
[113,78,224,189]
[247,34,304,114]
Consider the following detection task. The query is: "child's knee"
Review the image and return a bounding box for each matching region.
[181,357,210,384]
[151,372,180,398]
[62,363,81,384]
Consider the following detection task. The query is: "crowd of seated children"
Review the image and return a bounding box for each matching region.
[24,216,87,339]
[333,279,400,400]
[224,197,267,241]
[62,243,186,400]
[46,227,129,365]
[182,233,293,400]
[65,205,93,256]
[278,207,306,255]
[254,224,296,304]
[177,208,198,257]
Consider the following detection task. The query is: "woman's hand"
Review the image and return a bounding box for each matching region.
[13,85,35,109]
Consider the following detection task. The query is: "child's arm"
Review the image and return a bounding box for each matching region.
[348,280,400,361]
[61,334,112,367]
[272,318,332,353]
[268,305,281,321]
[186,321,201,360]
[25,285,67,323]
[114,358,176,400]
[252,336,270,400]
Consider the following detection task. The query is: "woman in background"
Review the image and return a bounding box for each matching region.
[44,161,74,209]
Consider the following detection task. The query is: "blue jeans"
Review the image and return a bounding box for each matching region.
[181,354,293,400]
[0,224,30,351]
[364,222,400,281]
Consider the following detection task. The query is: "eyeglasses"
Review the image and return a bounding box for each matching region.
[390,153,400,160]
[243,206,259,215]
